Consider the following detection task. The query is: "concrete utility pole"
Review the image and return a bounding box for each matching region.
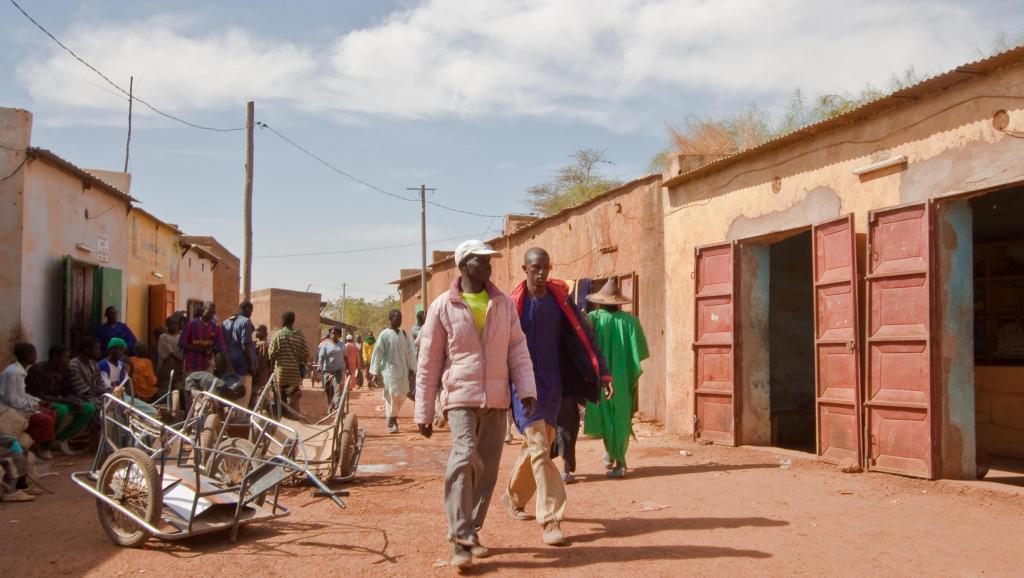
[407,184,435,317]
[242,101,254,302]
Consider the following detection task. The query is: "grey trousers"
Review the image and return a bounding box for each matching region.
[444,407,507,544]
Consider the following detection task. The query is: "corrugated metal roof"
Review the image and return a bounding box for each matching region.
[26,147,138,204]
[663,43,1024,188]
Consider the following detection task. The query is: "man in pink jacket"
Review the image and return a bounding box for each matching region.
[416,239,538,569]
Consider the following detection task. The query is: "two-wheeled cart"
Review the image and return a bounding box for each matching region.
[71,390,345,547]
[251,376,365,485]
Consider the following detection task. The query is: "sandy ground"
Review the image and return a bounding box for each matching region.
[5,385,1024,577]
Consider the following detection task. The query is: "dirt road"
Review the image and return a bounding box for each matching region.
[5,386,1024,577]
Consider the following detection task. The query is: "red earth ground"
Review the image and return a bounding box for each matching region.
[5,384,1024,577]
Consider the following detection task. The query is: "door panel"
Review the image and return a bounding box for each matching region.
[865,203,935,478]
[693,243,737,445]
[812,215,863,465]
[149,284,167,339]
[94,266,123,322]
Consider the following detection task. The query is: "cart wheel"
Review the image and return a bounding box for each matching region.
[337,414,359,478]
[95,447,162,548]
[208,437,256,485]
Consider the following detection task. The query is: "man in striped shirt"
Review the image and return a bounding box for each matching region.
[269,311,309,407]
[179,302,229,375]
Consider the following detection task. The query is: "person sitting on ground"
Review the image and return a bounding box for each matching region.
[98,338,129,391]
[129,342,159,402]
[0,344,57,460]
[69,337,108,404]
[0,436,35,502]
[94,306,137,357]
[25,345,96,456]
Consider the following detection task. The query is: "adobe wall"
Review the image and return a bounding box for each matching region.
[20,159,131,357]
[251,288,321,361]
[178,250,215,313]
[662,59,1024,471]
[125,210,181,340]
[0,108,29,364]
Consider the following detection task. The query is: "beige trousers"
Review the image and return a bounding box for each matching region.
[506,421,566,525]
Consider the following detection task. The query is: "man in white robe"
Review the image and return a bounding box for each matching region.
[370,309,417,434]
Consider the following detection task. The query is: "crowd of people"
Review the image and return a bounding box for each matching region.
[1,239,647,572]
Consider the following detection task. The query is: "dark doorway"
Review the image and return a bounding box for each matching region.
[769,230,815,451]
[971,185,1024,480]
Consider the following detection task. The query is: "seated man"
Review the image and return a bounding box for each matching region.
[0,436,34,502]
[26,345,96,456]
[98,338,157,417]
[0,344,56,460]
[129,343,159,402]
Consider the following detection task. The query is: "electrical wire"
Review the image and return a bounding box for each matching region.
[0,157,28,183]
[256,121,506,218]
[256,121,416,203]
[8,0,245,133]
[254,233,473,259]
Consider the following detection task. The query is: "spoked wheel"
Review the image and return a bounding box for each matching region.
[207,437,266,506]
[336,413,359,478]
[207,437,256,485]
[95,447,161,548]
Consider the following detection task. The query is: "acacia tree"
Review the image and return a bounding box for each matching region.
[526,148,623,216]
[322,295,399,335]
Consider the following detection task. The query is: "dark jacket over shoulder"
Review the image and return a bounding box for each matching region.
[511,279,610,404]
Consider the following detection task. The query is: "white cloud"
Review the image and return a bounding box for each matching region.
[16,0,1001,126]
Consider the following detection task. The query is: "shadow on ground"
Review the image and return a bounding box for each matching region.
[578,462,779,482]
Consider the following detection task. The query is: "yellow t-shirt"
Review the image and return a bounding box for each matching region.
[461,290,490,336]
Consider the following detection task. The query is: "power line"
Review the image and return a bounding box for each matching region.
[256,121,416,203]
[256,121,505,218]
[254,232,472,259]
[8,0,245,133]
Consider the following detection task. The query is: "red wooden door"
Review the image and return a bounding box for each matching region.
[693,243,738,445]
[812,215,863,464]
[865,202,936,478]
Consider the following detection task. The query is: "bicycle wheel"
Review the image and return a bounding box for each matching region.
[95,447,161,548]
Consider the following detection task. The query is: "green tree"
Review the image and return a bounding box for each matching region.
[526,148,624,216]
[322,295,399,335]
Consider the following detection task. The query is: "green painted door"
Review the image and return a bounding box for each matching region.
[93,266,123,322]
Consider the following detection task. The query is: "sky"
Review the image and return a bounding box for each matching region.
[1,0,1020,302]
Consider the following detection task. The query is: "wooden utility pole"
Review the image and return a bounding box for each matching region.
[123,76,133,172]
[407,184,435,316]
[341,283,347,324]
[242,101,254,302]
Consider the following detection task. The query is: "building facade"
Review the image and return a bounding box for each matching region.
[661,46,1024,479]
[250,288,322,361]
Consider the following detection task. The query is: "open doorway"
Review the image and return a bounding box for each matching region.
[768,231,816,451]
[971,185,1024,484]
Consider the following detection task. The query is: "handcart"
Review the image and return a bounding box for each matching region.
[252,376,365,484]
[71,390,346,547]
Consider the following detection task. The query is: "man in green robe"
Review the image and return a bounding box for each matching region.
[583,278,649,478]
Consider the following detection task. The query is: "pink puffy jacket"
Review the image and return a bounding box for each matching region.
[414,277,537,424]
